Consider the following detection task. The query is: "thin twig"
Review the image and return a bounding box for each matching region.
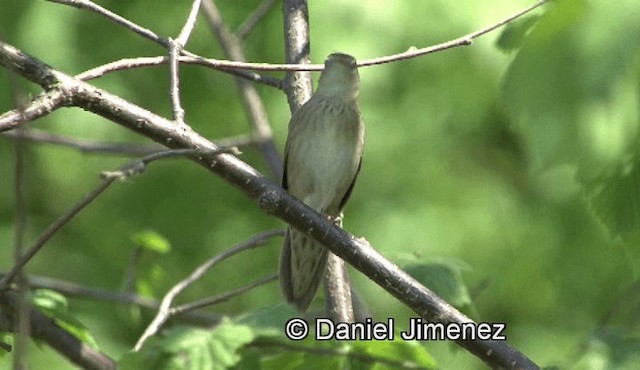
[167,39,185,124]
[0,178,116,291]
[168,0,203,123]
[122,247,142,294]
[1,127,251,155]
[50,0,547,90]
[1,128,163,155]
[0,292,117,370]
[5,274,221,326]
[201,0,283,179]
[48,0,281,87]
[236,0,277,40]
[0,147,231,290]
[75,55,284,88]
[170,274,278,315]
[359,0,548,67]
[47,0,166,47]
[134,230,283,351]
[99,147,238,180]
[10,82,29,370]
[176,0,202,46]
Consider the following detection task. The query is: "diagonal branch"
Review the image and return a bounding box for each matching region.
[47,0,278,87]
[0,292,117,370]
[236,0,277,40]
[359,0,548,67]
[1,128,163,155]
[200,0,283,179]
[134,230,281,351]
[0,40,539,369]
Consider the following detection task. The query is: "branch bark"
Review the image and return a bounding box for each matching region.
[200,0,283,179]
[0,291,116,370]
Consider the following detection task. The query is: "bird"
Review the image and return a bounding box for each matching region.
[279,53,365,312]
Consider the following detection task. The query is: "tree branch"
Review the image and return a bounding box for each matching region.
[1,128,163,155]
[236,0,277,40]
[134,230,281,351]
[0,178,115,291]
[200,0,283,179]
[282,0,313,111]
[7,274,221,327]
[0,291,117,370]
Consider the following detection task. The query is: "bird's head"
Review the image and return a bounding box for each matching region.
[316,53,360,101]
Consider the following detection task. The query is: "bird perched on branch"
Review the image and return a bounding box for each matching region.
[279,53,365,312]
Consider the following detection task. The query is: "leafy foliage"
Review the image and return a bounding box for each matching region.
[30,289,99,349]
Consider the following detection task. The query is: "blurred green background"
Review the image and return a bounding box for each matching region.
[1,0,640,369]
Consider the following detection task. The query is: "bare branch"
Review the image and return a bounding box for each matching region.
[11,274,221,326]
[359,0,548,67]
[167,39,186,124]
[0,178,115,291]
[176,0,202,46]
[0,291,117,370]
[47,0,165,47]
[46,0,548,94]
[282,0,313,111]
[169,0,203,124]
[99,147,239,181]
[323,254,354,323]
[170,274,278,315]
[0,90,68,132]
[48,0,282,87]
[9,76,29,370]
[200,0,283,179]
[134,230,282,351]
[75,55,284,88]
[1,128,163,155]
[236,0,277,40]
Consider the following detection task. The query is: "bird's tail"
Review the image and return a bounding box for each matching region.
[279,226,329,312]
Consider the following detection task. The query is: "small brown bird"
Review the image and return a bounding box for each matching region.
[279,53,365,312]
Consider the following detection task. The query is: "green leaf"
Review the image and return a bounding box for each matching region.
[131,230,172,253]
[573,328,640,370]
[242,338,435,370]
[30,289,99,349]
[236,307,437,370]
[120,318,255,370]
[350,340,436,370]
[390,254,473,311]
[135,264,167,299]
[502,0,640,172]
[236,303,297,336]
[496,14,542,52]
[31,289,68,313]
[585,158,640,274]
[587,161,640,239]
[0,333,12,358]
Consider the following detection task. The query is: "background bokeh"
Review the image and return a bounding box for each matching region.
[1,0,639,369]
